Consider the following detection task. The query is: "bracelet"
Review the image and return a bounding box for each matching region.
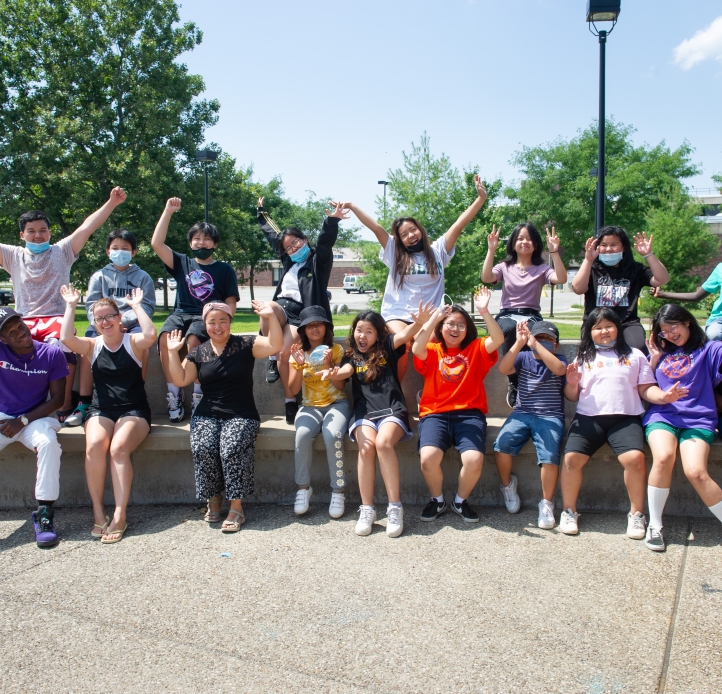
[643,252,654,258]
[478,309,490,315]
[549,251,559,254]
[291,361,305,371]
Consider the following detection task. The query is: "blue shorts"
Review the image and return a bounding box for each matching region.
[85,324,143,338]
[417,409,487,455]
[348,416,413,443]
[493,411,565,466]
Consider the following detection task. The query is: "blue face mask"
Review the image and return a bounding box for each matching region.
[109,249,133,267]
[290,243,310,264]
[534,340,556,353]
[599,251,623,266]
[25,240,50,254]
[594,340,616,350]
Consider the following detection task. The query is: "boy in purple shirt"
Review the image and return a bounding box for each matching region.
[0,308,68,547]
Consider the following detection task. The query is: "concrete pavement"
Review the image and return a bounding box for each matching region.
[1,504,720,693]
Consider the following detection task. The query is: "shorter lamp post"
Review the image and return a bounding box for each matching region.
[195,149,219,223]
[378,180,390,225]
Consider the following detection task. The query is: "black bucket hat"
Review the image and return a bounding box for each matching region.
[298,305,332,329]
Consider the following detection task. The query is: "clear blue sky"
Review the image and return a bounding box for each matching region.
[177,0,722,237]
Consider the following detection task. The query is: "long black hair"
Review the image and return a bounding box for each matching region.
[345,311,389,382]
[503,222,545,266]
[390,217,438,289]
[433,305,478,353]
[651,303,707,355]
[577,307,632,364]
[592,225,635,274]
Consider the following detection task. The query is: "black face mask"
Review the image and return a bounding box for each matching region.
[405,239,424,254]
[192,247,214,260]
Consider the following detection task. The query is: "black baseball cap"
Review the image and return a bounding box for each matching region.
[0,307,23,333]
[531,320,559,340]
[298,305,332,329]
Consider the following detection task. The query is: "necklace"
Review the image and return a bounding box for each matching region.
[515,264,528,276]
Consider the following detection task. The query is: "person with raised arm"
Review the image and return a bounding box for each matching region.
[256,197,347,425]
[481,222,567,408]
[318,302,435,538]
[151,197,240,423]
[571,226,669,353]
[60,284,157,544]
[338,175,487,383]
[412,287,504,523]
[165,300,283,532]
[0,187,127,422]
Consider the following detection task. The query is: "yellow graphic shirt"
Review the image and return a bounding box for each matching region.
[291,343,348,408]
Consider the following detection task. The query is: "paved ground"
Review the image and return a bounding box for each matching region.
[1,504,720,693]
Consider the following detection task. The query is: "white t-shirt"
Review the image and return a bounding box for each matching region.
[574,347,656,417]
[379,234,454,322]
[278,263,302,303]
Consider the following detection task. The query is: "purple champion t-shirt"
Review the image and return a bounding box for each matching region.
[0,340,69,417]
[643,341,722,432]
[492,262,555,311]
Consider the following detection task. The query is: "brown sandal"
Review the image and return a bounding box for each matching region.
[221,509,244,533]
[204,496,223,523]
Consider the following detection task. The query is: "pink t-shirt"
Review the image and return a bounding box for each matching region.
[492,262,555,311]
[574,347,656,417]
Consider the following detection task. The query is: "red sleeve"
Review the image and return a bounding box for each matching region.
[479,337,498,366]
[415,342,438,376]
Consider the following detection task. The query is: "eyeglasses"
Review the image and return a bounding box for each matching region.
[442,322,467,332]
[94,313,119,325]
[284,238,305,254]
[659,324,684,339]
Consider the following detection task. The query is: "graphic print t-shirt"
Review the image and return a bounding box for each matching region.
[341,334,408,425]
[514,350,568,420]
[165,250,240,314]
[584,262,653,325]
[0,340,69,417]
[291,343,347,408]
[643,341,722,432]
[414,338,498,417]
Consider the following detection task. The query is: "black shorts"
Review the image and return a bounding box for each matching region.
[277,298,304,327]
[564,414,644,458]
[159,312,209,343]
[87,406,152,428]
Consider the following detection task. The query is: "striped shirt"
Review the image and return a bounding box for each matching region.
[513,351,567,419]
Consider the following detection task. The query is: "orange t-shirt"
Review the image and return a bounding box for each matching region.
[414,337,498,417]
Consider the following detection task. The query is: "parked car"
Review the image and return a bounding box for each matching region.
[0,287,14,305]
[157,278,177,290]
[343,274,376,294]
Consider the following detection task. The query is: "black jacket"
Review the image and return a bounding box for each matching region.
[256,207,338,320]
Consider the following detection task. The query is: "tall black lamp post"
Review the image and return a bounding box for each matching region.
[195,149,219,223]
[587,0,620,235]
[378,180,390,225]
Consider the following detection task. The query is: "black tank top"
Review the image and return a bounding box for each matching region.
[91,334,149,410]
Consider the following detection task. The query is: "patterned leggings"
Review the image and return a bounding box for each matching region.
[190,416,260,500]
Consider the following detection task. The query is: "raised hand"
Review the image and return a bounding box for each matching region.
[411,300,436,326]
[566,362,581,386]
[165,197,181,215]
[660,381,689,404]
[546,226,560,254]
[583,236,599,263]
[474,285,492,313]
[487,225,500,253]
[166,329,186,352]
[516,320,530,344]
[633,232,653,257]
[125,287,144,309]
[645,336,662,360]
[109,187,127,207]
[257,196,265,208]
[325,201,351,220]
[60,284,81,306]
[252,299,274,318]
[290,344,306,367]
[323,347,335,370]
[474,174,487,203]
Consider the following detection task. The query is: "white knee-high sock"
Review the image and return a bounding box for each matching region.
[708,499,722,524]
[167,383,181,397]
[648,486,670,529]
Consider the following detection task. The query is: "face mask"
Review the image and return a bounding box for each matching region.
[534,340,556,353]
[290,243,310,264]
[109,249,133,267]
[405,239,424,254]
[594,340,616,350]
[598,251,623,266]
[25,240,50,254]
[192,247,214,260]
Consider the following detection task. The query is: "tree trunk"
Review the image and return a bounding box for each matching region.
[249,265,255,301]
[163,280,168,310]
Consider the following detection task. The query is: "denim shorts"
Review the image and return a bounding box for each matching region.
[417,409,487,455]
[493,411,565,466]
[348,416,413,443]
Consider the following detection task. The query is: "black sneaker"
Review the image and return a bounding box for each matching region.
[285,401,299,425]
[506,381,517,409]
[421,499,447,521]
[645,526,666,552]
[266,360,280,384]
[451,499,479,523]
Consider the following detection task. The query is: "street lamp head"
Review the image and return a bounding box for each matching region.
[586,0,620,23]
[195,149,219,163]
[378,180,389,186]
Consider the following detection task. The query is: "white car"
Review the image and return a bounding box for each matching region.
[343,275,375,294]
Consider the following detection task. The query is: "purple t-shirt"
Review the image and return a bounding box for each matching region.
[643,341,722,432]
[0,340,68,417]
[492,262,555,311]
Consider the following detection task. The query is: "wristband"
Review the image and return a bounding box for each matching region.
[643,252,654,259]
[478,309,490,315]
[291,361,305,371]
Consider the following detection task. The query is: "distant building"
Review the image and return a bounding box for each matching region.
[696,191,722,238]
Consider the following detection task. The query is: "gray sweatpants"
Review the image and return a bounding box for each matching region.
[294,400,351,491]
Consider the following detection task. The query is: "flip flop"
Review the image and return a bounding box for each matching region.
[91,516,110,538]
[221,509,244,533]
[101,524,128,544]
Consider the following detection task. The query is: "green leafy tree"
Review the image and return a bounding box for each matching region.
[713,172,722,193]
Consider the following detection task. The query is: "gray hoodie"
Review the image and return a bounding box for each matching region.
[86,263,156,329]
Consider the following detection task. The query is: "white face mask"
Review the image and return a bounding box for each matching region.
[599,251,623,266]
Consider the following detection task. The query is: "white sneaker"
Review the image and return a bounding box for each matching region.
[191,392,203,415]
[560,508,580,535]
[294,487,312,515]
[355,506,376,536]
[329,492,345,519]
[627,511,647,540]
[500,474,521,513]
[537,499,555,529]
[386,504,404,538]
[166,392,184,423]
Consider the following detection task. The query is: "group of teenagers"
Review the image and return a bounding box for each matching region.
[2,177,722,551]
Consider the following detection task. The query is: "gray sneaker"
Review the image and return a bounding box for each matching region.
[645,526,666,552]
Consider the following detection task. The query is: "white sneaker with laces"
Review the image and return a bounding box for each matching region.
[500,474,521,513]
[627,511,647,540]
[537,499,555,529]
[329,492,345,519]
[560,508,580,535]
[386,504,404,538]
[166,392,184,423]
[191,392,203,416]
[355,506,376,536]
[294,487,312,515]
